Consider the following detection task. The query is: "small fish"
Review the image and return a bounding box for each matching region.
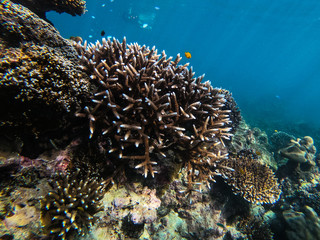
[101,30,106,36]
[217,223,225,229]
[184,52,191,59]
[274,130,278,133]
[255,151,261,156]
[77,207,84,211]
[239,167,245,175]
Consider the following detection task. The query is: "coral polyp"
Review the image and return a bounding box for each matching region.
[40,169,108,239]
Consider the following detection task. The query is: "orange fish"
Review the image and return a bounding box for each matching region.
[184,52,191,59]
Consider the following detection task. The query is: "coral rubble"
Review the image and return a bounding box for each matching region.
[40,169,108,240]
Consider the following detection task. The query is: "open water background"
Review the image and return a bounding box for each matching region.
[48,0,320,139]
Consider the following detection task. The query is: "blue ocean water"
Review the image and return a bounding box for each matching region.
[48,0,320,139]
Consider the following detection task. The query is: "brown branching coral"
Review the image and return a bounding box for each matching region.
[73,37,240,179]
[180,142,232,194]
[220,150,281,204]
[41,169,109,240]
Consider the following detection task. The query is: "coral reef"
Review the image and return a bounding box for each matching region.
[40,169,108,240]
[0,180,49,239]
[0,0,76,46]
[89,174,247,240]
[220,150,281,204]
[90,183,162,239]
[266,132,320,239]
[0,1,290,239]
[270,131,296,151]
[11,0,86,20]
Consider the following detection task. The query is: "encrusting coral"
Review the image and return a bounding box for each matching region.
[10,0,86,19]
[0,0,89,113]
[40,169,109,240]
[0,0,90,157]
[220,150,281,204]
[0,44,89,112]
[73,37,240,181]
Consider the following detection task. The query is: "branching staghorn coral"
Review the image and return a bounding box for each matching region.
[41,169,109,240]
[73,37,240,180]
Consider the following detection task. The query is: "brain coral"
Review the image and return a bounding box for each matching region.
[73,37,241,179]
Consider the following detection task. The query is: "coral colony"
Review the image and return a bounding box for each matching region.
[73,38,238,177]
[221,150,281,204]
[41,169,108,240]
